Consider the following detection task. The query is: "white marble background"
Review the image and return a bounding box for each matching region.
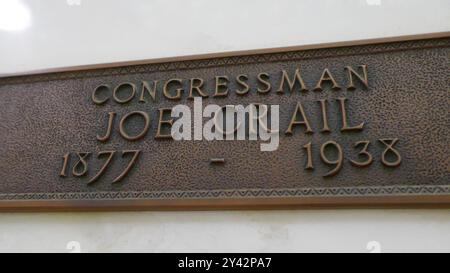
[1,0,449,75]
[1,210,450,252]
[0,0,449,252]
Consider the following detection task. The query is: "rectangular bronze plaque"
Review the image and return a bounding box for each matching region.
[0,33,449,211]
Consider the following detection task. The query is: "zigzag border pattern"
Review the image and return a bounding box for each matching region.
[0,185,449,201]
[0,38,449,85]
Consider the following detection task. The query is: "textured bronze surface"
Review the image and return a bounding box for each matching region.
[0,34,449,211]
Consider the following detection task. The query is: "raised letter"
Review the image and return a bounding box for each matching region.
[113,82,136,104]
[92,84,110,105]
[337,97,364,131]
[139,80,158,102]
[88,151,116,185]
[72,152,90,177]
[189,78,208,99]
[257,72,271,93]
[112,150,141,183]
[379,138,402,167]
[97,112,116,142]
[277,69,308,94]
[163,79,183,100]
[320,141,343,177]
[155,108,174,139]
[350,140,373,167]
[318,99,331,132]
[236,74,250,95]
[345,65,368,89]
[214,76,229,97]
[314,68,340,91]
[119,111,150,141]
[285,102,313,134]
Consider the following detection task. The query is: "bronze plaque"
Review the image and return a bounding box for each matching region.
[0,34,449,211]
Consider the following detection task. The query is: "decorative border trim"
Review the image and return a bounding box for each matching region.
[0,35,449,85]
[1,185,449,201]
